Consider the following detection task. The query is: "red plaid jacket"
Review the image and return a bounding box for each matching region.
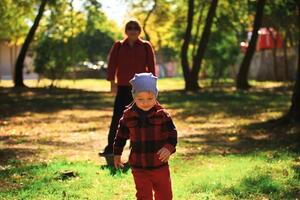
[113,102,177,169]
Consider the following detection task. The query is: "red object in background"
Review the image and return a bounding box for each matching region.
[240,27,283,53]
[240,42,248,53]
[257,28,283,50]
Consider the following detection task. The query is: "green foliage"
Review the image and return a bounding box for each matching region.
[202,1,248,80]
[84,1,121,40]
[33,0,121,80]
[129,0,182,61]
[76,30,114,62]
[34,36,84,81]
[0,0,34,43]
[33,1,84,81]
[1,0,298,83]
[128,0,298,83]
[204,31,240,80]
[264,0,298,46]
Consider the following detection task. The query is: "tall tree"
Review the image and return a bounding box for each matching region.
[288,0,300,120]
[181,0,218,91]
[236,0,266,90]
[181,0,194,89]
[189,0,218,90]
[191,2,206,58]
[14,0,48,87]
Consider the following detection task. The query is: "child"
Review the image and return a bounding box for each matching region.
[113,73,177,200]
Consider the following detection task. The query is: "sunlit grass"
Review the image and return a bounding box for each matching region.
[0,77,292,91]
[0,160,134,200]
[0,77,299,199]
[172,150,299,200]
[0,150,298,200]
[0,77,185,91]
[0,79,111,91]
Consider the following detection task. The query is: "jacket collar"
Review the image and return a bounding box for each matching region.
[122,37,144,46]
[125,101,163,118]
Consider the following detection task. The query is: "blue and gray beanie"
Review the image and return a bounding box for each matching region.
[129,73,158,97]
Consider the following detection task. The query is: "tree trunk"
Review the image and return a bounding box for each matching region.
[288,1,300,120]
[14,0,48,87]
[289,42,300,120]
[188,0,218,91]
[236,0,266,90]
[142,0,157,42]
[181,0,194,90]
[269,28,279,81]
[191,2,205,58]
[283,35,289,81]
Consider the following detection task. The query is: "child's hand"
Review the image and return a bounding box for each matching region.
[157,147,171,162]
[114,156,124,169]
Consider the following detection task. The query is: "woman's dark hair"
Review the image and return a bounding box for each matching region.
[125,20,142,32]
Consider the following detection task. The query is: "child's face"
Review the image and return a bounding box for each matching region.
[134,91,156,111]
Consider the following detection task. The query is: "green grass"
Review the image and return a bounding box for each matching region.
[0,77,185,91]
[0,78,299,199]
[0,150,299,200]
[0,160,134,200]
[172,149,299,200]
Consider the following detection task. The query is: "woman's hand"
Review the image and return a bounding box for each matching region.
[157,147,171,162]
[114,155,124,169]
[110,81,117,94]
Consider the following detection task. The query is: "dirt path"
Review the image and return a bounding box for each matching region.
[1,86,297,167]
[0,107,286,167]
[0,109,111,165]
[0,108,200,166]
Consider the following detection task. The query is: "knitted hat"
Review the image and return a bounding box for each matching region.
[129,73,158,96]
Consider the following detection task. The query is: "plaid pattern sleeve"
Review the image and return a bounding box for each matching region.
[162,112,177,153]
[113,116,130,155]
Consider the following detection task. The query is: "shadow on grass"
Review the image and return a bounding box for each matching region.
[221,176,277,198]
[1,85,291,120]
[292,164,300,179]
[99,156,130,176]
[158,87,290,120]
[0,87,113,119]
[0,162,48,192]
[221,167,300,199]
[0,85,297,167]
[0,148,37,166]
[0,160,98,194]
[100,163,130,176]
[242,119,300,152]
[0,134,87,165]
[179,127,299,158]
[179,113,299,157]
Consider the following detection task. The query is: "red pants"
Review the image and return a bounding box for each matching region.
[131,166,172,200]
